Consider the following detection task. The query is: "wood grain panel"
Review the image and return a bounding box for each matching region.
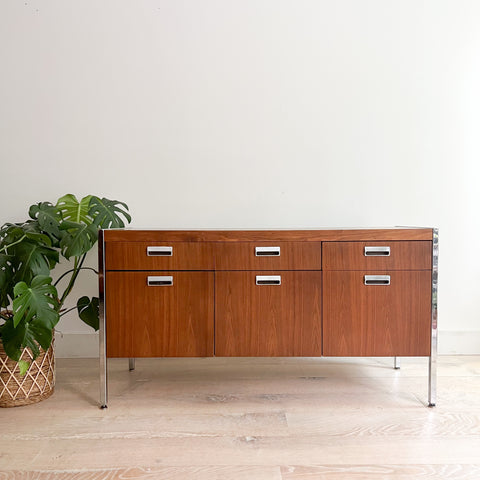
[105,272,214,357]
[323,241,432,270]
[105,242,214,270]
[215,242,322,270]
[215,271,322,356]
[103,228,433,243]
[323,271,431,356]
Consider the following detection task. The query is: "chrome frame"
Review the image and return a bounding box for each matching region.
[99,229,108,409]
[428,228,439,407]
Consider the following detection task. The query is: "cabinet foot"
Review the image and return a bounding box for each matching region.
[129,358,136,371]
[394,357,400,369]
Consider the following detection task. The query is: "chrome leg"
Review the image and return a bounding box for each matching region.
[129,358,136,371]
[428,228,439,407]
[99,230,108,409]
[394,357,400,369]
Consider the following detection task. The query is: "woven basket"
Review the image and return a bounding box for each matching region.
[0,341,55,407]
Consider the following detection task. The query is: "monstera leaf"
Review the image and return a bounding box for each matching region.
[59,221,98,259]
[89,196,131,229]
[77,296,99,331]
[10,240,59,285]
[0,224,26,244]
[13,275,59,329]
[1,315,53,361]
[56,194,93,225]
[0,253,14,307]
[29,202,62,237]
[21,221,53,246]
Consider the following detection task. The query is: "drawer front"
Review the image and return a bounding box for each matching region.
[105,271,214,357]
[323,271,431,356]
[214,242,322,270]
[105,242,214,270]
[322,241,432,270]
[215,271,322,356]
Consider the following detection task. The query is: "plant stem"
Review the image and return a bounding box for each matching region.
[58,253,87,309]
[0,234,27,254]
[59,306,79,317]
[54,267,98,287]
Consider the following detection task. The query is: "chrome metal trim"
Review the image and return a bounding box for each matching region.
[255,246,280,256]
[129,358,135,371]
[429,228,439,407]
[99,229,108,409]
[364,246,390,256]
[394,357,400,369]
[256,275,282,285]
[147,275,173,286]
[364,275,390,285]
[147,246,173,256]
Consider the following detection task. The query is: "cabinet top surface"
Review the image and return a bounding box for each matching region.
[102,228,434,242]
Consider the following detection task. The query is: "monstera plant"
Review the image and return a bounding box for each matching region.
[0,194,131,375]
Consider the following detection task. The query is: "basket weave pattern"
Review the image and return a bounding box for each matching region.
[0,342,55,407]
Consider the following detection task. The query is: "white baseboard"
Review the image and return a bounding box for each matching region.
[438,331,480,355]
[53,330,480,358]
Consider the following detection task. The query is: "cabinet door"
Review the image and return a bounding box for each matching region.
[323,271,431,356]
[106,271,214,357]
[215,271,322,356]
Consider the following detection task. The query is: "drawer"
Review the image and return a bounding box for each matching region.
[105,242,214,270]
[323,270,431,356]
[322,241,432,270]
[214,242,322,270]
[215,271,322,356]
[106,271,214,357]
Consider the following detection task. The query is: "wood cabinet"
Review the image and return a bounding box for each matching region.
[100,228,438,407]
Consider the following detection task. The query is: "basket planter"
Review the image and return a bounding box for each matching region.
[0,342,55,408]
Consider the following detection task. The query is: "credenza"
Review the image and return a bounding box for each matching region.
[99,228,438,408]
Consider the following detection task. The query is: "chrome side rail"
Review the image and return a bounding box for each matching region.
[99,229,108,409]
[428,228,439,407]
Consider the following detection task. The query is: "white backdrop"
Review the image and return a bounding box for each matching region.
[1,0,479,355]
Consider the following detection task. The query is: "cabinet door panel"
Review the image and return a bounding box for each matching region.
[106,272,214,357]
[215,271,322,356]
[323,271,431,356]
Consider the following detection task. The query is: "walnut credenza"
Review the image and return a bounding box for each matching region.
[99,228,438,408]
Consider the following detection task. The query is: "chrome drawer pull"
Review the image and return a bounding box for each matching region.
[147,276,173,286]
[364,246,390,256]
[147,246,173,256]
[364,275,390,286]
[255,246,280,256]
[256,275,281,285]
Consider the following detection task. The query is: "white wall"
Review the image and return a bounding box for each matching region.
[1,0,479,355]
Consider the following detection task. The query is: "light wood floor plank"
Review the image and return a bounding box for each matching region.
[281,464,480,479]
[0,466,282,480]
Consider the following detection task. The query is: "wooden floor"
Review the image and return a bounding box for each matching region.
[1,356,480,479]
